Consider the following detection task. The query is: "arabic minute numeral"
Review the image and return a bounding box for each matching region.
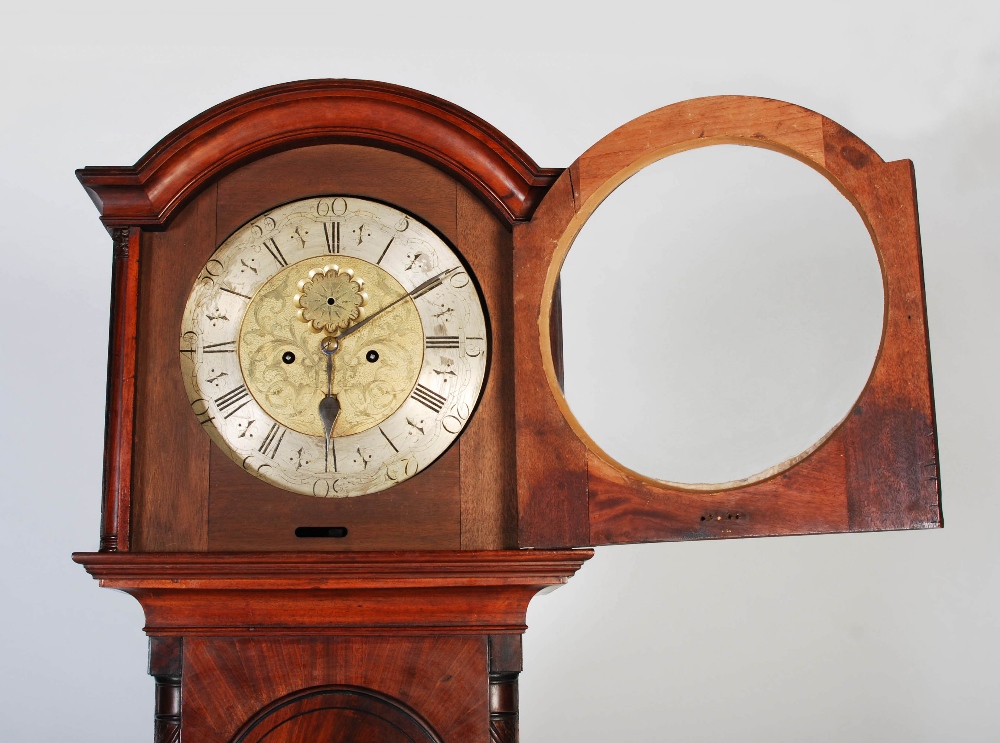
[442,402,472,434]
[466,336,485,357]
[191,398,214,426]
[180,331,198,356]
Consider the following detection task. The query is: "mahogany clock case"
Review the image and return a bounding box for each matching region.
[72,80,940,743]
[80,80,567,553]
[77,80,940,556]
[126,144,520,553]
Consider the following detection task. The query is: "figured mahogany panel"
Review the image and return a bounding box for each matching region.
[182,637,485,743]
[233,687,442,743]
[514,96,941,547]
[131,186,215,551]
[76,79,560,229]
[209,441,460,551]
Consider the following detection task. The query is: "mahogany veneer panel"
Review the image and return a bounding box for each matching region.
[234,688,440,743]
[183,637,486,743]
[131,186,215,551]
[208,440,460,551]
[213,144,457,243]
[456,187,517,549]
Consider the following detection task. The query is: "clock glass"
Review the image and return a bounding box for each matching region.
[180,196,488,497]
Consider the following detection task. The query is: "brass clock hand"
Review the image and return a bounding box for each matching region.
[314,268,456,473]
[332,266,460,343]
[319,337,341,473]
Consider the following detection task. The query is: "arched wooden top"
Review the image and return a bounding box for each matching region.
[76,79,561,229]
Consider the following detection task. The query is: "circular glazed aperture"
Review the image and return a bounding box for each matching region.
[558,145,884,488]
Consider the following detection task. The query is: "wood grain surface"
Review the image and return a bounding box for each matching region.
[514,96,941,547]
[121,143,518,551]
[456,187,517,550]
[231,685,443,743]
[72,549,593,634]
[76,79,560,229]
[131,187,214,551]
[100,228,140,552]
[75,548,592,743]
[208,441,461,551]
[514,174,590,548]
[184,637,482,743]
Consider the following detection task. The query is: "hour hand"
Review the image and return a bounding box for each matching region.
[319,338,341,472]
[319,394,341,442]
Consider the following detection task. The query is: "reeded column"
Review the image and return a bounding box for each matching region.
[149,637,182,743]
[488,635,521,743]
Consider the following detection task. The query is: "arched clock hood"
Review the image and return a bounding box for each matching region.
[76,79,561,230]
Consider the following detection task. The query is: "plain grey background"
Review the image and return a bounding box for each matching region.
[2,2,997,741]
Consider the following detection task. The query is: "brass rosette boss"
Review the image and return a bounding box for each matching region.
[295,265,368,334]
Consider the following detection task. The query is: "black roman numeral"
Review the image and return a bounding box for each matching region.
[181,339,235,355]
[426,336,460,349]
[219,286,252,300]
[215,385,252,418]
[411,383,447,413]
[263,237,287,267]
[377,237,394,265]
[204,340,236,354]
[379,426,399,453]
[324,222,341,253]
[258,422,287,459]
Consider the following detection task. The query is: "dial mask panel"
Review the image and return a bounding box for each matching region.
[181,196,488,497]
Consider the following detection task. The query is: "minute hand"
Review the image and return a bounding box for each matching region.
[333,267,459,342]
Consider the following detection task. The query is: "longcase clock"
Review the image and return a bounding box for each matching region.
[74,80,940,743]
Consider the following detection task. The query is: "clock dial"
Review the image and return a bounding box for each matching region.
[180,196,488,497]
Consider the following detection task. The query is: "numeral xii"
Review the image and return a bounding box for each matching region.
[324,222,341,253]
